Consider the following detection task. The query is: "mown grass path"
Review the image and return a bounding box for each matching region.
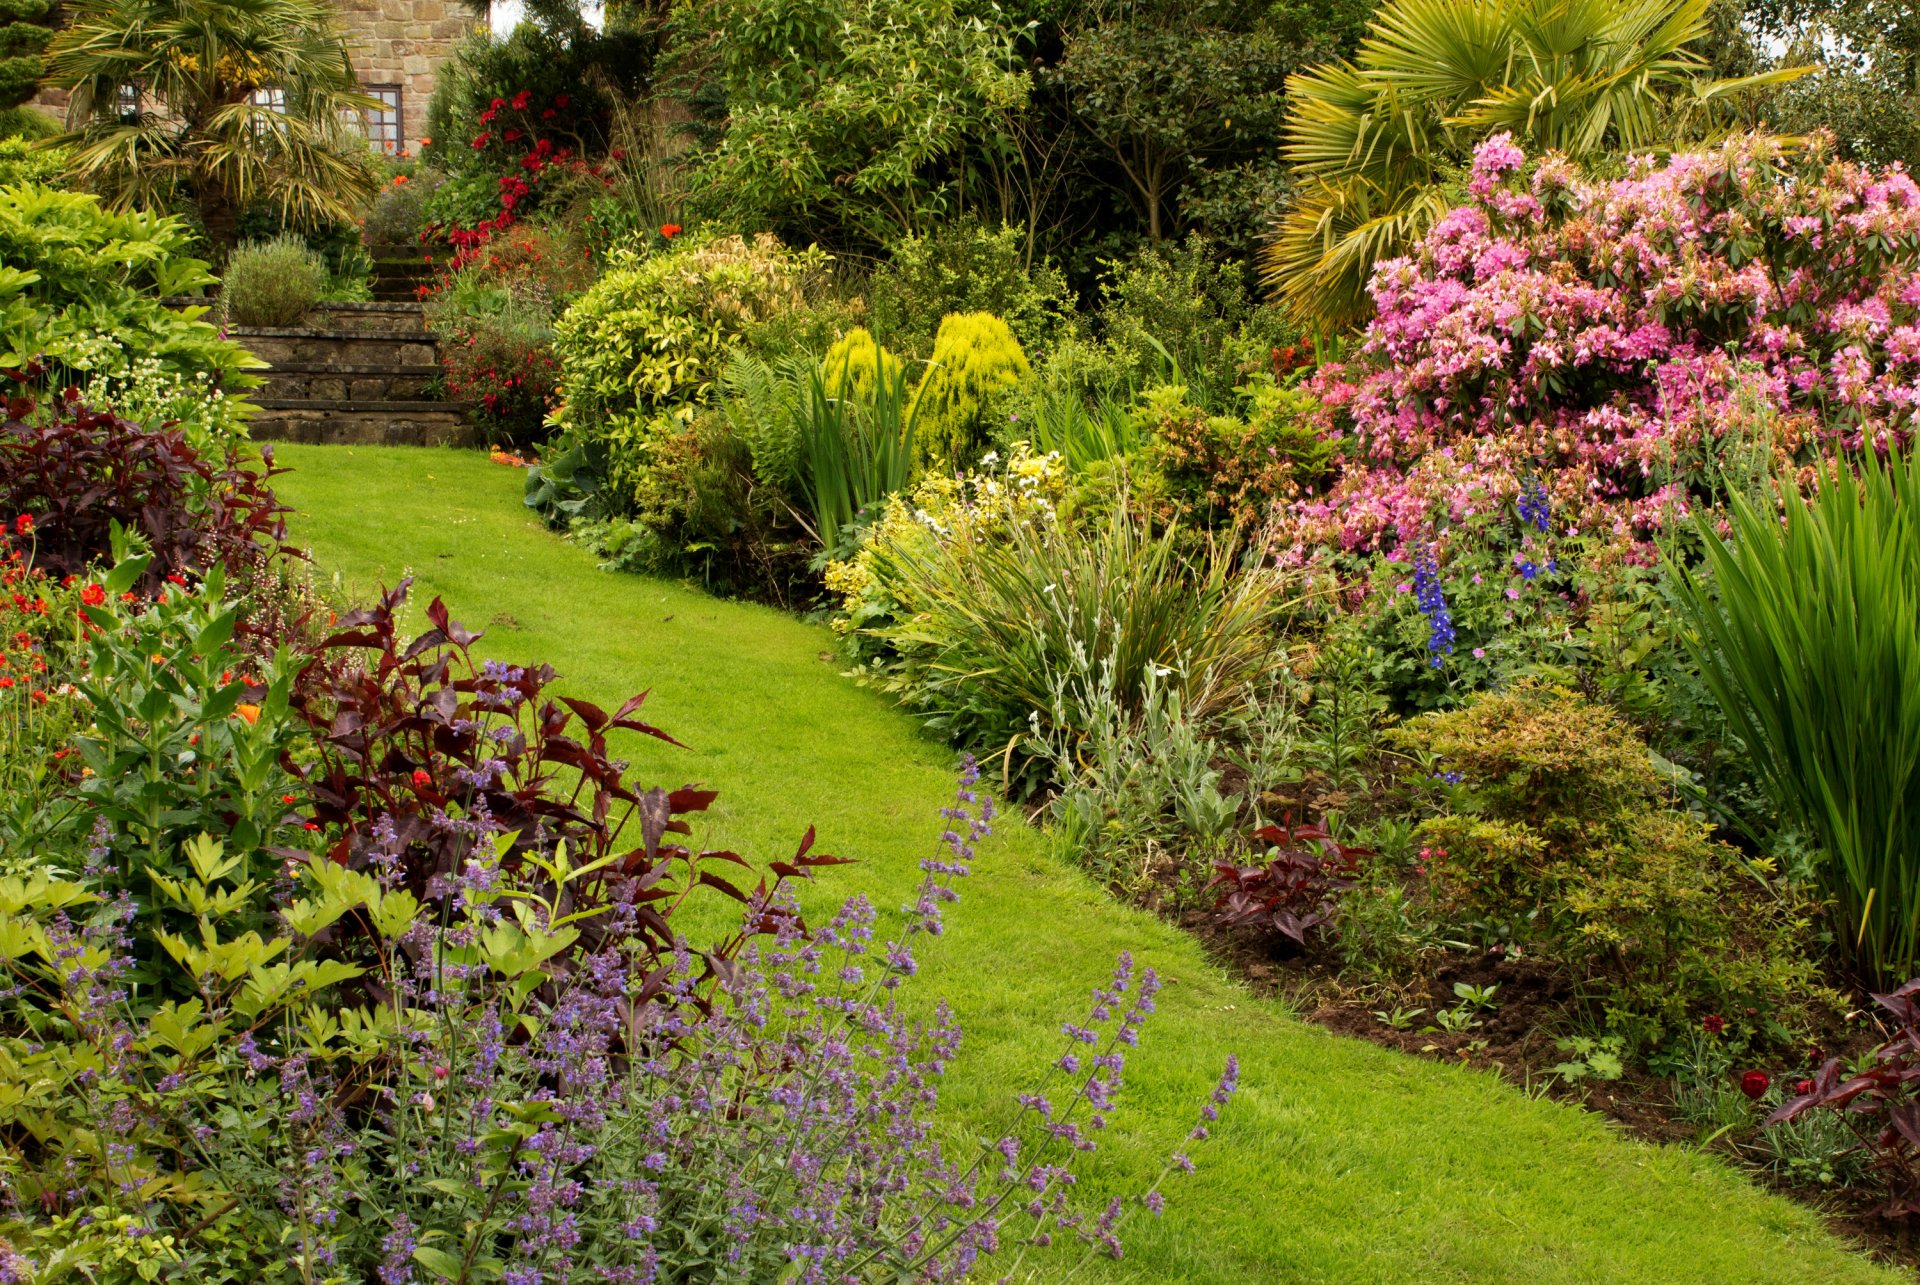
[275,443,1894,1284]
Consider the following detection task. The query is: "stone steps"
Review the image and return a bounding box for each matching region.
[249,400,474,448]
[213,300,475,448]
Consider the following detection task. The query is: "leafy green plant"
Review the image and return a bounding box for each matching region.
[797,362,921,559]
[869,217,1073,359]
[1551,1035,1627,1085]
[0,184,263,402]
[220,234,327,328]
[1672,450,1920,987]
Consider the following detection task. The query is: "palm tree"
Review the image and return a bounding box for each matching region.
[1262,0,1810,334]
[43,0,381,254]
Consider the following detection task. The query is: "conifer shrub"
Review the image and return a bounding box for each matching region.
[909,311,1030,471]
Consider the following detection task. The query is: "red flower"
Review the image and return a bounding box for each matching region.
[281,793,297,804]
[511,89,532,111]
[659,223,682,239]
[1738,1070,1770,1100]
[303,821,320,831]
[1701,1014,1726,1035]
[472,132,491,149]
[541,107,557,120]
[12,515,30,535]
[1794,1079,1815,1095]
[80,583,106,607]
[411,768,432,789]
[554,93,569,109]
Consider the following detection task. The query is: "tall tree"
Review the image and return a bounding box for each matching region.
[1047,0,1367,242]
[43,0,380,253]
[1263,0,1809,334]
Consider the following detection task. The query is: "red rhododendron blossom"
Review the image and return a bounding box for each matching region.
[412,768,432,788]
[1739,1070,1771,1100]
[471,132,491,149]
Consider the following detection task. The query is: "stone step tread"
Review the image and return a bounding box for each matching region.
[232,326,435,340]
[253,398,466,413]
[261,361,442,376]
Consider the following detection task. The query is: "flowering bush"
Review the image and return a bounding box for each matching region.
[1279,130,1920,562]
[424,225,594,448]
[91,355,251,454]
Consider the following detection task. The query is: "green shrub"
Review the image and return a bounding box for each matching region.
[1132,381,1332,532]
[0,133,60,184]
[0,184,261,405]
[909,310,1030,470]
[220,234,326,328]
[550,233,829,440]
[798,361,920,559]
[1673,450,1920,988]
[1094,234,1292,409]
[869,218,1073,359]
[1398,684,1834,1046]
[362,169,436,247]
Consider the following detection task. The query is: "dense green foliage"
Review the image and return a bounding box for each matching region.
[0,184,261,407]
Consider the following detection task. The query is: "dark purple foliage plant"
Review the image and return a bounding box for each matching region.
[1206,820,1366,949]
[1768,977,1920,1217]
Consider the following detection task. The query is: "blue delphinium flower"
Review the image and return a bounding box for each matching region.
[1517,478,1551,533]
[1413,543,1454,667]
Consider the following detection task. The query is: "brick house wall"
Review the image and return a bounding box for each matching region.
[29,1,480,155]
[332,0,482,155]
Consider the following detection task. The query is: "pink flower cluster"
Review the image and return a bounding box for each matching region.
[1279,131,1920,560]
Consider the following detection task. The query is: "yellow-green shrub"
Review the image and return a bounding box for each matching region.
[909,311,1029,470]
[1397,684,1834,1045]
[820,326,902,400]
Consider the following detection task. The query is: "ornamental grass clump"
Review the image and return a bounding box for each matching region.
[1673,449,1920,987]
[859,495,1293,778]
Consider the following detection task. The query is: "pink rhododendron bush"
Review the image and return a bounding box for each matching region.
[1277,131,1920,563]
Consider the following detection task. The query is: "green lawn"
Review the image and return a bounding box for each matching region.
[273,443,1896,1284]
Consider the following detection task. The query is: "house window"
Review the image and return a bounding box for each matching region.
[249,86,286,141]
[363,85,403,154]
[116,83,140,120]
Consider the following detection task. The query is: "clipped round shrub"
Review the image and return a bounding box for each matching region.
[819,326,901,399]
[221,235,326,328]
[550,232,827,434]
[910,311,1030,470]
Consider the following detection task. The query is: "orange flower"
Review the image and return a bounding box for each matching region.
[236,703,260,725]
